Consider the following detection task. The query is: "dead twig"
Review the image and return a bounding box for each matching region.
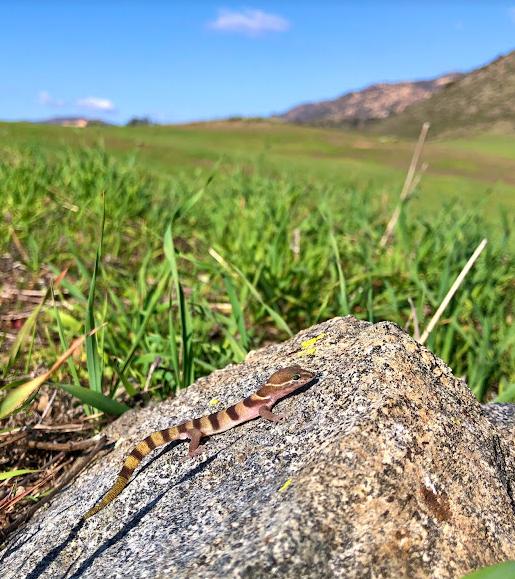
[143,356,162,392]
[380,122,430,248]
[419,239,488,344]
[37,389,57,424]
[9,229,30,264]
[408,297,421,342]
[31,423,91,432]
[0,431,28,451]
[0,435,107,543]
[27,436,103,452]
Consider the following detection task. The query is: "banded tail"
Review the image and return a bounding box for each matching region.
[83,425,181,519]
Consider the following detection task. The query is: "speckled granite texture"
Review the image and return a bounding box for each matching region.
[1,317,514,578]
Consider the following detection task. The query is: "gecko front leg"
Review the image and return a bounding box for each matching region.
[259,406,286,422]
[187,428,206,457]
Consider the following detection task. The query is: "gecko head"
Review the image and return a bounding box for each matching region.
[262,365,317,397]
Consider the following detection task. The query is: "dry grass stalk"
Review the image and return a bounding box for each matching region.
[419,238,488,345]
[380,122,430,247]
[291,227,301,260]
[27,436,104,452]
[408,297,421,342]
[143,356,162,392]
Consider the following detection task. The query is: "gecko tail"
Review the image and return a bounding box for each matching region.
[83,475,128,519]
[83,426,180,519]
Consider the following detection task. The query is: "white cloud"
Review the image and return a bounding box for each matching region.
[38,90,65,107]
[76,97,115,112]
[208,8,290,36]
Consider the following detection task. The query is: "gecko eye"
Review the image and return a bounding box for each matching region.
[292,373,301,380]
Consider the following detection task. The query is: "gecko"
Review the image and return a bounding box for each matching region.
[83,365,316,519]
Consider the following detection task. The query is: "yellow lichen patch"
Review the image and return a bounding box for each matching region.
[278,478,293,492]
[298,347,317,357]
[298,333,326,357]
[209,398,221,406]
[301,333,326,349]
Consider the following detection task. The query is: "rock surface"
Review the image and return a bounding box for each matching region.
[1,317,514,578]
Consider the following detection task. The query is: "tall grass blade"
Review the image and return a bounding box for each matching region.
[85,194,106,393]
[328,226,349,315]
[5,296,47,375]
[115,268,170,390]
[0,469,39,481]
[223,274,250,351]
[209,247,292,336]
[164,222,195,388]
[50,283,82,390]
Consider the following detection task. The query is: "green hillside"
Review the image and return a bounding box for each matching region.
[372,51,515,137]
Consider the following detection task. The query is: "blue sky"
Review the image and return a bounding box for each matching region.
[1,2,515,123]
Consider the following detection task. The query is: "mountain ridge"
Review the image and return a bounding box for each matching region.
[280,74,462,126]
[280,50,515,136]
[371,50,515,137]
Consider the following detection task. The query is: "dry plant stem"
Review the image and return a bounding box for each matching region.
[408,297,421,342]
[291,228,301,260]
[0,435,107,543]
[27,436,104,452]
[208,247,230,269]
[9,228,30,264]
[0,427,22,438]
[37,389,57,424]
[143,356,162,392]
[32,423,89,432]
[0,431,28,451]
[419,239,488,345]
[380,122,430,248]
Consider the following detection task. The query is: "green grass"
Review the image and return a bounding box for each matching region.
[1,121,514,229]
[0,122,513,420]
[442,134,515,159]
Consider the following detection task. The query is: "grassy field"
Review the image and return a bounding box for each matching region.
[0,121,513,424]
[1,120,514,220]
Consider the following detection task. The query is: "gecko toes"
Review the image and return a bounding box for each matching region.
[188,444,207,458]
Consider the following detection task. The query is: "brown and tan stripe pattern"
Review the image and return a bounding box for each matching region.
[208,412,220,431]
[226,405,240,421]
[83,425,181,519]
[243,393,269,408]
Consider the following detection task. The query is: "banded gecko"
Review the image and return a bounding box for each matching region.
[84,365,316,519]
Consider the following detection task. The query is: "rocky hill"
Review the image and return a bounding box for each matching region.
[372,50,515,137]
[281,74,461,127]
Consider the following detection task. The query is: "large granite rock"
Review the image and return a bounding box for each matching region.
[1,317,514,578]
